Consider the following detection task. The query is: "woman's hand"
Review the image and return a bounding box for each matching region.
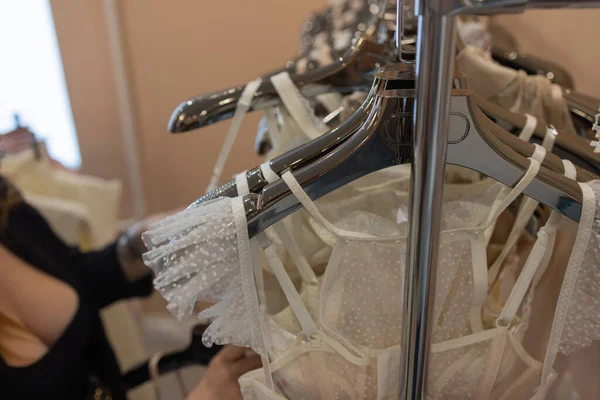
[117,209,184,283]
[187,345,262,400]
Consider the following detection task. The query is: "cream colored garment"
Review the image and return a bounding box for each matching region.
[456,46,576,135]
[237,157,552,400]
[49,170,121,248]
[2,147,121,248]
[144,147,560,399]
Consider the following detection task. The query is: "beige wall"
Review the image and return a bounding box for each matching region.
[51,3,600,218]
[494,10,600,97]
[50,1,134,216]
[52,0,324,217]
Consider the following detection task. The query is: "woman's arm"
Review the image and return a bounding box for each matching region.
[186,345,262,400]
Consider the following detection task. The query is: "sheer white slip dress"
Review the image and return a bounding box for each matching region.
[145,144,564,399]
[248,148,554,400]
[143,140,571,399]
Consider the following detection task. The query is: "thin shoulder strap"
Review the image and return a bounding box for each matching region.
[281,171,379,240]
[483,114,537,244]
[206,79,262,192]
[232,197,273,390]
[259,163,318,284]
[496,158,576,329]
[270,72,328,140]
[539,182,596,388]
[469,144,546,332]
[488,121,557,284]
[483,144,546,228]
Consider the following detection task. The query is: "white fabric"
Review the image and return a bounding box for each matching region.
[2,147,121,248]
[270,72,328,140]
[236,171,251,196]
[497,159,576,329]
[539,182,598,393]
[144,147,568,399]
[315,92,343,114]
[267,161,546,399]
[519,114,538,142]
[144,144,600,399]
[206,78,262,193]
[488,128,555,285]
[260,162,279,184]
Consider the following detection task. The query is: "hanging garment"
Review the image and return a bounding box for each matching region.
[1,148,121,249]
[237,152,550,400]
[143,140,595,399]
[456,46,576,136]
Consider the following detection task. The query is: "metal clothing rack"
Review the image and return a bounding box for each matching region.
[399,1,600,399]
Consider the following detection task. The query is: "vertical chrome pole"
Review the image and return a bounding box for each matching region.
[396,0,403,55]
[399,1,457,399]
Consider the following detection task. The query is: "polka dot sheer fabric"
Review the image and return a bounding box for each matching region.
[142,197,265,352]
[142,175,600,398]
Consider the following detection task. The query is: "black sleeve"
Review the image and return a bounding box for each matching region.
[70,243,153,309]
[4,200,153,310]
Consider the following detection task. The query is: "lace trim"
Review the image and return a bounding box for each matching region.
[232,198,262,352]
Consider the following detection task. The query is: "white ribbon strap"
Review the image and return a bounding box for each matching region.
[487,142,549,285]
[260,161,279,184]
[281,171,378,240]
[149,351,163,384]
[541,126,557,151]
[315,92,343,113]
[270,72,327,140]
[234,195,273,390]
[264,244,318,336]
[206,78,262,193]
[483,123,542,243]
[562,159,577,180]
[540,182,596,387]
[272,223,318,284]
[235,171,250,196]
[496,227,553,327]
[518,114,538,141]
[257,165,318,285]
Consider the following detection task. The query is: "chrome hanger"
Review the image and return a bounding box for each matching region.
[244,88,584,237]
[169,35,395,133]
[190,66,597,208]
[476,92,600,176]
[187,63,416,206]
[564,90,600,137]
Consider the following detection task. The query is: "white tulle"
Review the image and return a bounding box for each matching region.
[143,197,261,350]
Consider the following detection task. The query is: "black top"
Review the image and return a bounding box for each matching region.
[0,177,153,400]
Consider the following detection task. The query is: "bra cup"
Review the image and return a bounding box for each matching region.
[317,191,503,350]
[148,148,591,399]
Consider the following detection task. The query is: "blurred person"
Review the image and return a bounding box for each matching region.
[0,175,258,399]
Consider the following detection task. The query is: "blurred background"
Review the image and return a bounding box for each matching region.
[1,1,599,399]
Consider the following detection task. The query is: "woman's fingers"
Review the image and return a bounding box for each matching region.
[217,344,249,362]
[232,354,263,376]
